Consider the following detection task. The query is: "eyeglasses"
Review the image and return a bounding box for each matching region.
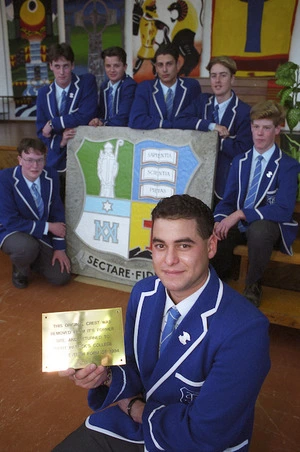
[21,156,45,165]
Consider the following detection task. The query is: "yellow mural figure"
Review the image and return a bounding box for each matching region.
[133,0,169,75]
[212,0,299,76]
[20,0,46,41]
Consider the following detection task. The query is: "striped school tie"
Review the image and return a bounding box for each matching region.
[213,104,219,123]
[160,306,181,354]
[107,86,114,118]
[165,88,174,120]
[60,90,67,115]
[244,155,264,209]
[31,183,44,218]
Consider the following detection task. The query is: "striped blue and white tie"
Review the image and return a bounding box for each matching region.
[31,183,44,218]
[160,306,181,354]
[107,86,114,118]
[60,90,67,115]
[244,155,264,209]
[165,88,174,120]
[213,104,219,123]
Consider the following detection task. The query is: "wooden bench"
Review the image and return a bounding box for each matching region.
[232,233,300,329]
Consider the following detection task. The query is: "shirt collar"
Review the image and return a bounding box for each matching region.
[253,144,275,164]
[23,175,41,191]
[109,80,120,93]
[159,80,177,97]
[55,82,71,96]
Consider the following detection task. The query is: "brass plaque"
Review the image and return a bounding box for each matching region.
[42,308,125,372]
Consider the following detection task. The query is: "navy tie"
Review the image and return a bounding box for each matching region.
[31,183,44,218]
[60,90,67,115]
[244,155,264,209]
[165,88,174,120]
[107,86,114,118]
[160,306,181,354]
[213,104,219,123]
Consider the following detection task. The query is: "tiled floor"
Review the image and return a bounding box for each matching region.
[0,251,299,451]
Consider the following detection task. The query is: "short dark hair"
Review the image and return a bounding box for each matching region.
[250,100,286,127]
[154,43,179,63]
[101,46,127,65]
[47,43,75,63]
[17,138,47,156]
[206,56,237,75]
[151,194,214,240]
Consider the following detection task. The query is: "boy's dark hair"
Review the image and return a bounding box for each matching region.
[47,43,75,64]
[151,194,214,240]
[17,138,47,156]
[101,46,127,65]
[206,56,237,76]
[154,43,179,63]
[250,100,286,127]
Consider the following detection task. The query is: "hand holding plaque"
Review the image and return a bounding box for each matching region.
[42,308,125,372]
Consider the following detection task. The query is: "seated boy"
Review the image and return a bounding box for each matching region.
[212,100,300,306]
[0,138,71,289]
[89,46,136,127]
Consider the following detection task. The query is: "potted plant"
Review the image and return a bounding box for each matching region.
[275,61,300,201]
[275,61,300,132]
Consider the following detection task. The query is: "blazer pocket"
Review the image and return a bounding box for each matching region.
[175,372,205,388]
[265,189,277,205]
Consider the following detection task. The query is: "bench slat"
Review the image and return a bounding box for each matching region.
[234,239,300,265]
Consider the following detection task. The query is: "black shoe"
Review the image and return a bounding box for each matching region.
[243,283,262,307]
[12,265,28,289]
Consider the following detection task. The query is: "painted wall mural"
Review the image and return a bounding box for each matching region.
[5,0,124,118]
[211,0,299,76]
[130,0,204,83]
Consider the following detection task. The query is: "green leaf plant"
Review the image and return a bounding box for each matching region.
[275,61,300,132]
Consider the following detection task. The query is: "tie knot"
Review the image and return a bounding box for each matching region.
[168,306,181,322]
[257,155,263,162]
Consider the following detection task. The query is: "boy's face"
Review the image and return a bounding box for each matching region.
[155,54,179,87]
[50,57,74,88]
[104,56,127,84]
[209,63,234,101]
[251,119,281,154]
[151,218,217,304]
[18,149,45,182]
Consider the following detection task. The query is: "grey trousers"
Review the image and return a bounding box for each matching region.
[2,232,71,286]
[52,422,144,452]
[211,220,281,286]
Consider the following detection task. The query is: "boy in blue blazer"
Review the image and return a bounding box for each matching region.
[129,44,201,130]
[0,138,71,289]
[36,43,98,173]
[89,47,136,128]
[174,56,253,201]
[213,100,300,306]
[55,195,270,452]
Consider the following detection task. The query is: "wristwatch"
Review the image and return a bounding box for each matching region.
[48,120,54,129]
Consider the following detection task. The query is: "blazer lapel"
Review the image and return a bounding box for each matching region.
[67,73,80,113]
[173,79,186,116]
[40,169,52,218]
[152,79,165,118]
[47,83,59,117]
[204,95,214,120]
[221,91,237,130]
[238,150,253,208]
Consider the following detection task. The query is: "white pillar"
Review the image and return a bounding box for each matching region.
[57,0,66,43]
